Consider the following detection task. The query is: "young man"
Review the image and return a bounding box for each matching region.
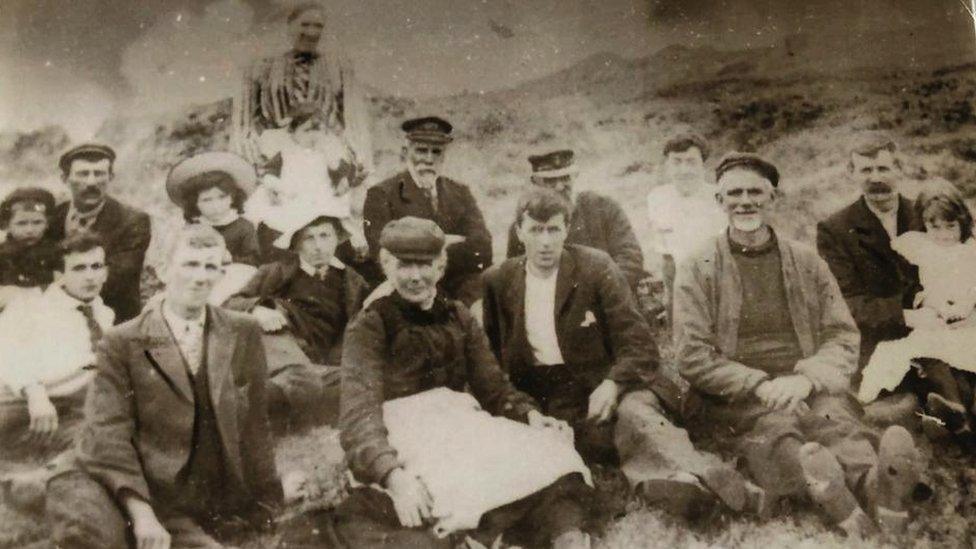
[645,134,726,316]
[362,116,493,305]
[47,225,281,548]
[506,149,644,290]
[49,143,152,323]
[0,233,112,453]
[225,200,369,426]
[331,216,592,548]
[486,187,763,519]
[674,152,920,538]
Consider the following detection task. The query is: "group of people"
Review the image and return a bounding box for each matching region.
[1,3,974,549]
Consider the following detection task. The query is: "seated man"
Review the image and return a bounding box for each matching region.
[505,149,644,290]
[47,225,282,549]
[326,217,593,549]
[484,188,763,519]
[673,152,921,538]
[0,233,112,455]
[225,201,368,426]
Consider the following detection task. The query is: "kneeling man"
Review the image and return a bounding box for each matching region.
[674,153,920,537]
[331,217,593,549]
[47,225,282,548]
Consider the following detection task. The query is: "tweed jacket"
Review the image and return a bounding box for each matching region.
[673,231,860,402]
[506,191,644,289]
[50,197,152,323]
[76,301,281,511]
[816,195,921,366]
[363,171,493,280]
[483,244,657,392]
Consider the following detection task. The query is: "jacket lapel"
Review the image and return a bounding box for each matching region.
[506,258,531,365]
[397,172,436,218]
[776,235,816,357]
[204,306,244,482]
[91,197,121,236]
[852,196,894,253]
[553,248,578,319]
[142,304,194,404]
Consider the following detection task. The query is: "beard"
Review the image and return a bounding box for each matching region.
[730,215,764,233]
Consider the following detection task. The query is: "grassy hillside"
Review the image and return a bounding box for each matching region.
[1,44,975,547]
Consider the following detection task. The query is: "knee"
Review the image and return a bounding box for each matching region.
[617,390,668,424]
[47,472,128,549]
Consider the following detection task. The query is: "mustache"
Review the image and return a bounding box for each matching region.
[866,181,892,192]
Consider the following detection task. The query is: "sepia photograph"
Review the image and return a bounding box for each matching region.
[1,0,975,547]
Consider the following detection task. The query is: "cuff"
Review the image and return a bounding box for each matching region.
[795,359,850,395]
[369,452,401,486]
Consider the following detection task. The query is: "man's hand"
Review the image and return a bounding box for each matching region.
[24,384,58,439]
[587,379,620,423]
[384,468,433,528]
[252,306,288,333]
[755,376,812,411]
[123,496,171,549]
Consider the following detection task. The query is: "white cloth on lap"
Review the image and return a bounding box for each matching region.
[379,388,591,536]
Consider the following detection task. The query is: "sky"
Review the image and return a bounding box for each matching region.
[0,0,973,139]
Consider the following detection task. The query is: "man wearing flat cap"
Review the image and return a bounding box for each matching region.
[224,199,368,427]
[673,153,921,537]
[506,149,644,290]
[362,116,493,305]
[321,215,593,548]
[49,143,151,323]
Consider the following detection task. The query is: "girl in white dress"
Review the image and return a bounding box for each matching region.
[859,188,976,447]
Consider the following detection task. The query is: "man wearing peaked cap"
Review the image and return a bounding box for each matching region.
[49,143,151,323]
[362,116,492,305]
[506,148,644,291]
[224,199,369,428]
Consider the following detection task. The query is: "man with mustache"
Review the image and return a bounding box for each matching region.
[49,144,151,323]
[362,116,492,305]
[816,139,923,418]
[505,150,644,290]
[674,152,920,538]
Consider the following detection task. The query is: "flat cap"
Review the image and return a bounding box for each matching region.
[715,152,780,187]
[528,149,578,178]
[402,116,453,144]
[59,143,116,174]
[379,216,445,261]
[166,151,257,208]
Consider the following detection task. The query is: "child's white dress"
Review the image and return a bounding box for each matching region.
[858,232,976,402]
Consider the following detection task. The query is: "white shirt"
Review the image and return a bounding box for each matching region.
[865,199,899,240]
[524,266,565,366]
[646,182,727,262]
[0,284,113,397]
[162,303,206,375]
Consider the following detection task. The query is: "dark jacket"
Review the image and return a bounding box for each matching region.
[483,244,658,395]
[363,171,493,282]
[506,191,644,289]
[77,302,281,514]
[50,197,152,323]
[339,293,539,485]
[224,259,368,364]
[0,238,60,288]
[816,195,921,367]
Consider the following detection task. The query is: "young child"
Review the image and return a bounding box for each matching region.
[859,188,976,447]
[166,151,261,266]
[246,103,367,263]
[0,187,60,304]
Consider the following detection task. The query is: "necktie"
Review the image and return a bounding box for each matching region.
[77,303,103,352]
[423,187,438,214]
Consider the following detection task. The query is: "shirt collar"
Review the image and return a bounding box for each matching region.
[299,256,346,277]
[68,200,106,223]
[161,300,206,333]
[864,197,899,221]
